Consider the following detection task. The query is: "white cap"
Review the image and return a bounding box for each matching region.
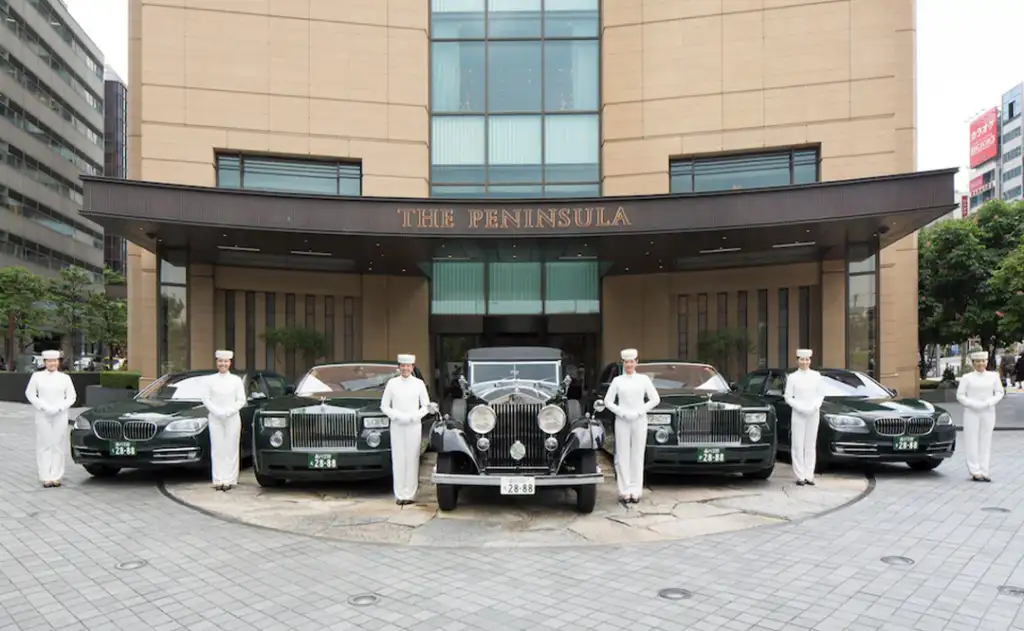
[397,354,415,364]
[796,349,813,359]
[969,350,988,362]
[41,350,60,360]
[620,348,638,361]
[215,350,234,360]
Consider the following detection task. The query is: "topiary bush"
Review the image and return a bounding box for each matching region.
[100,371,141,390]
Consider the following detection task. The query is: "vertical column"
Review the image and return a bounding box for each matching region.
[127,243,158,384]
[820,260,846,368]
[189,264,215,369]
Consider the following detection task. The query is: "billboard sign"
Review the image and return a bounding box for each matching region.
[961,195,968,218]
[969,175,985,194]
[969,108,999,168]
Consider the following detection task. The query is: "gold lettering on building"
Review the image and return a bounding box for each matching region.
[398,206,632,230]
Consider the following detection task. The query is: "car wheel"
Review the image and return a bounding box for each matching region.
[83,464,120,478]
[574,451,598,514]
[742,465,774,480]
[254,472,285,487]
[435,453,459,512]
[907,458,942,471]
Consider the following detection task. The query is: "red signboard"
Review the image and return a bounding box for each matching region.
[961,195,968,218]
[970,175,985,194]
[969,108,999,168]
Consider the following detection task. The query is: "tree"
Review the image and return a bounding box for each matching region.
[967,200,1024,366]
[0,266,51,369]
[991,235,1024,343]
[696,328,753,380]
[49,266,97,361]
[84,292,127,364]
[262,326,328,378]
[916,219,987,344]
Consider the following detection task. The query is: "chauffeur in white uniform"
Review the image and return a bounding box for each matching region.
[379,354,433,505]
[25,350,76,487]
[603,348,660,504]
[957,348,1004,482]
[201,350,247,491]
[784,348,824,486]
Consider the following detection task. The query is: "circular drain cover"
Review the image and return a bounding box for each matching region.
[982,507,1011,513]
[347,594,381,607]
[880,556,914,566]
[657,588,692,600]
[114,560,148,571]
[998,586,1024,597]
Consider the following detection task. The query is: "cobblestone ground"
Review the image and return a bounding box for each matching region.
[3,401,1024,631]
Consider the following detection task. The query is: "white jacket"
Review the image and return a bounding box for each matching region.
[604,372,660,421]
[380,375,430,425]
[785,369,824,416]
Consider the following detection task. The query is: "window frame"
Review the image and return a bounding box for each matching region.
[669,147,821,194]
[215,152,362,196]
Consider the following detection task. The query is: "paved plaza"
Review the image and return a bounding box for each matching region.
[2,401,1024,630]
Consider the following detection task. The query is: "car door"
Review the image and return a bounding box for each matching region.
[761,370,792,450]
[240,373,270,455]
[594,363,620,451]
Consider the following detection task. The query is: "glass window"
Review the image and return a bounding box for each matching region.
[737,291,748,373]
[697,294,708,337]
[669,162,694,193]
[488,116,542,183]
[793,149,818,184]
[432,262,486,314]
[431,185,487,197]
[848,242,876,274]
[488,262,542,314]
[757,289,768,369]
[487,185,543,197]
[159,250,188,377]
[695,152,791,192]
[544,183,600,197]
[431,42,485,113]
[543,40,598,112]
[487,41,542,112]
[487,0,541,38]
[263,374,288,397]
[431,116,486,183]
[544,114,599,182]
[847,273,876,376]
[677,295,689,360]
[778,288,789,370]
[799,286,811,349]
[543,0,599,37]
[431,0,485,38]
[216,154,361,195]
[545,261,599,314]
[818,370,890,398]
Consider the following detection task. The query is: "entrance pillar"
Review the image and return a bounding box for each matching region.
[127,243,158,385]
[189,264,215,369]
[820,259,846,368]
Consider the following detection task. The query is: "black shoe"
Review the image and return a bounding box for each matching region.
[796,480,806,486]
[805,480,815,486]
[396,499,402,505]
[628,497,638,504]
[982,476,992,482]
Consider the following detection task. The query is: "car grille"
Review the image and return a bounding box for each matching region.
[676,406,744,445]
[487,402,547,469]
[873,417,935,437]
[92,420,158,441]
[289,410,359,450]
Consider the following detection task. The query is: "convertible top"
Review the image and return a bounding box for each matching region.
[467,347,563,362]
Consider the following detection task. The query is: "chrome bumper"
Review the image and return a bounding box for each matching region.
[431,468,604,487]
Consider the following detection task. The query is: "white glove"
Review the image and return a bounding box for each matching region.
[624,410,640,421]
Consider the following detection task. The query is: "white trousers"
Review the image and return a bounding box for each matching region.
[614,416,647,498]
[391,421,421,501]
[209,414,241,485]
[790,411,819,481]
[35,412,68,482]
[962,409,995,477]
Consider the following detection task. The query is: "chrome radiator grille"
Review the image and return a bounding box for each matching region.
[487,403,547,469]
[289,410,359,450]
[92,420,158,441]
[873,417,934,437]
[93,420,122,440]
[124,420,158,441]
[676,406,744,445]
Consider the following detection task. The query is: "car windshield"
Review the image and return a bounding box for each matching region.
[818,371,892,398]
[137,373,216,401]
[469,361,560,390]
[296,364,399,395]
[635,363,730,393]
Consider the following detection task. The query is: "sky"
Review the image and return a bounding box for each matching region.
[65,0,1023,192]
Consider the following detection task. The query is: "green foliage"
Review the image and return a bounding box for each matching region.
[0,266,51,364]
[84,291,127,359]
[696,328,753,375]
[100,371,140,389]
[992,237,1024,341]
[262,327,329,358]
[48,266,95,359]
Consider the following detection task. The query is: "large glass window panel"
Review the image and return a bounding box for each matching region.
[545,261,599,314]
[217,155,240,188]
[669,161,694,193]
[543,0,599,37]
[793,149,818,184]
[242,157,339,195]
[431,42,485,113]
[544,114,599,182]
[432,262,486,314]
[487,41,542,113]
[544,183,600,197]
[848,242,877,274]
[159,286,188,374]
[847,274,876,375]
[431,185,487,197]
[487,185,543,197]
[488,116,542,183]
[431,116,486,183]
[488,262,542,314]
[338,167,361,195]
[543,40,598,112]
[487,0,541,38]
[694,152,791,192]
[431,0,485,38]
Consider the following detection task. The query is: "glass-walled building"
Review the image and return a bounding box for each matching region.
[82,0,949,398]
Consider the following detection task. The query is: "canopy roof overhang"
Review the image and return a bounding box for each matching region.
[81,168,956,276]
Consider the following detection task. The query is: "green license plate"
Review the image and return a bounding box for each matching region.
[308,454,338,469]
[697,447,725,463]
[110,441,135,456]
[894,436,919,451]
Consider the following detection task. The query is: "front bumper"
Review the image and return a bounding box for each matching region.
[70,431,207,468]
[645,443,774,474]
[432,469,605,487]
[254,449,392,480]
[827,427,956,462]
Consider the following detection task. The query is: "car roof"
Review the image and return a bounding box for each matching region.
[172,369,247,377]
[467,347,562,361]
[761,367,859,375]
[308,361,397,367]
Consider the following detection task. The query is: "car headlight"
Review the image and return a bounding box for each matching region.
[364,416,389,429]
[648,414,672,425]
[593,399,606,412]
[73,416,91,430]
[936,412,952,426]
[165,418,208,433]
[744,412,767,424]
[825,414,866,431]
[261,415,287,428]
[468,405,496,434]
[537,405,567,434]
[427,402,439,415]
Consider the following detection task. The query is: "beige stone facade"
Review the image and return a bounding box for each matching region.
[126,0,919,394]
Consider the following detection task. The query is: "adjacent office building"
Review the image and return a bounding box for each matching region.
[0,0,106,284]
[103,63,127,276]
[84,0,954,397]
[1001,83,1023,203]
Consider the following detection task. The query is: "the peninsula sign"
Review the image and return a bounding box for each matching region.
[397,206,632,231]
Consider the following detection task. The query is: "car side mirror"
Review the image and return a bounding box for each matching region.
[249,391,267,401]
[285,384,295,395]
[729,381,738,391]
[889,388,898,398]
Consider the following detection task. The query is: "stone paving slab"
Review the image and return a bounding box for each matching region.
[162,451,870,546]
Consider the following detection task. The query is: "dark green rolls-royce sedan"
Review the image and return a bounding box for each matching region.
[70,369,289,477]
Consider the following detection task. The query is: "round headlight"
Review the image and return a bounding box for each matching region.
[366,431,381,448]
[537,405,566,434]
[594,399,606,412]
[747,425,762,442]
[468,405,497,434]
[269,431,284,448]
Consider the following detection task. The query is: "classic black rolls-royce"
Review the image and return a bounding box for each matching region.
[429,347,605,514]
[591,361,777,479]
[70,369,288,477]
[252,362,438,487]
[737,368,956,471]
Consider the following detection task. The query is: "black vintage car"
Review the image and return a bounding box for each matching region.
[429,347,605,513]
[591,361,776,479]
[70,369,289,477]
[251,362,438,487]
[737,368,956,471]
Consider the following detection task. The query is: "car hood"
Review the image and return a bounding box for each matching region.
[822,397,941,417]
[468,382,560,406]
[258,394,386,415]
[82,398,208,422]
[653,392,768,411]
